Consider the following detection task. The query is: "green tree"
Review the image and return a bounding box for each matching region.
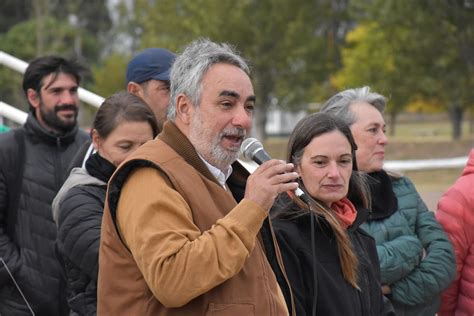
[92,53,129,97]
[339,0,474,139]
[0,1,112,124]
[128,0,350,140]
[0,17,81,110]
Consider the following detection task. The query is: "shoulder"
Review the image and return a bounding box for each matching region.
[391,175,422,204]
[272,216,310,253]
[58,184,106,225]
[437,175,474,219]
[61,184,106,213]
[0,128,22,151]
[0,129,25,170]
[76,129,90,141]
[391,175,415,190]
[273,217,304,241]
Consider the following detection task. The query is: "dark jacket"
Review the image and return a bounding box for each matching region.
[272,196,389,316]
[0,113,89,316]
[361,174,456,316]
[54,153,115,315]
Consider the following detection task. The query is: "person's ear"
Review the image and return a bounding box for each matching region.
[27,88,41,109]
[175,94,193,125]
[91,129,101,151]
[127,82,143,97]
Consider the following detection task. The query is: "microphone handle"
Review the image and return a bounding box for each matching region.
[253,149,272,165]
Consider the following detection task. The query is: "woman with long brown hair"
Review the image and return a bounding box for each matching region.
[272,112,391,315]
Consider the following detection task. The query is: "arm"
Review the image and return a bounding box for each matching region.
[118,168,266,307]
[376,235,423,285]
[118,160,298,308]
[0,170,23,286]
[391,181,456,306]
[436,189,468,316]
[57,185,105,281]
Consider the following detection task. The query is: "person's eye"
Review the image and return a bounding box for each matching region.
[340,159,352,165]
[245,104,255,113]
[118,145,132,151]
[221,101,233,108]
[368,127,377,134]
[313,160,326,166]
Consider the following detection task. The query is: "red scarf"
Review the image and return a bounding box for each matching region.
[331,198,357,229]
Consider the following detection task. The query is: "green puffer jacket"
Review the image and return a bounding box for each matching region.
[361,175,455,316]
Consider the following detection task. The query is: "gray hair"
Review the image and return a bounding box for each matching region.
[167,38,250,120]
[320,86,387,126]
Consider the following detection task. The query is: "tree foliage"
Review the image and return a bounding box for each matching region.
[0,0,113,121]
[128,0,351,140]
[336,0,474,138]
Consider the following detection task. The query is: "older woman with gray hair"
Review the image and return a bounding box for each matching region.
[321,87,455,316]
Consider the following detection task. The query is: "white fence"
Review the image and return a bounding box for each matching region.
[0,50,469,171]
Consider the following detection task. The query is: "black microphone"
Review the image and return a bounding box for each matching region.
[240,137,309,202]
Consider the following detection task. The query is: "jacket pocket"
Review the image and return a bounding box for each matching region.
[207,303,255,315]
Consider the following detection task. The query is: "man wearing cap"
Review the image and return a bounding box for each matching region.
[126,48,176,130]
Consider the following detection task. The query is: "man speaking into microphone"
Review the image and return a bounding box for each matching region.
[97,38,299,316]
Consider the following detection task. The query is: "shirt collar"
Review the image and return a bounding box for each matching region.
[198,154,233,189]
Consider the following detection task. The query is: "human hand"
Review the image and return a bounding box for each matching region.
[244,159,299,213]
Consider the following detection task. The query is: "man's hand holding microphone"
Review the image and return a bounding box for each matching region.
[240,138,301,213]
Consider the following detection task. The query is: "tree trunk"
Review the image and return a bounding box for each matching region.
[253,102,268,142]
[388,111,397,137]
[448,102,464,140]
[33,0,48,56]
[469,108,474,135]
[253,69,274,142]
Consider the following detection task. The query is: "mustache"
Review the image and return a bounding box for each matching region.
[54,104,78,113]
[221,127,246,138]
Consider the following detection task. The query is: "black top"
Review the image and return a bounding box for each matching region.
[57,153,116,315]
[272,195,392,316]
[0,113,89,316]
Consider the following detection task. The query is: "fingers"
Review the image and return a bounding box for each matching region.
[244,159,300,212]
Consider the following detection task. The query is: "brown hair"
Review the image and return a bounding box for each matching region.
[286,112,370,289]
[92,91,159,139]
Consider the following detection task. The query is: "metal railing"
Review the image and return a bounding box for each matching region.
[0,50,104,109]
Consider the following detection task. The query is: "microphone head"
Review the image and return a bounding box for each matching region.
[240,137,264,161]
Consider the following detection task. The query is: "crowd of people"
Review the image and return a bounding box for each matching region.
[0,37,470,316]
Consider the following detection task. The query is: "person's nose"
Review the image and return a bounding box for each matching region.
[327,161,341,179]
[60,90,78,105]
[232,104,252,129]
[379,131,388,146]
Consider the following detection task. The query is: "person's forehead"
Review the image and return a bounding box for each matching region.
[202,64,252,89]
[350,102,383,124]
[41,72,78,90]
